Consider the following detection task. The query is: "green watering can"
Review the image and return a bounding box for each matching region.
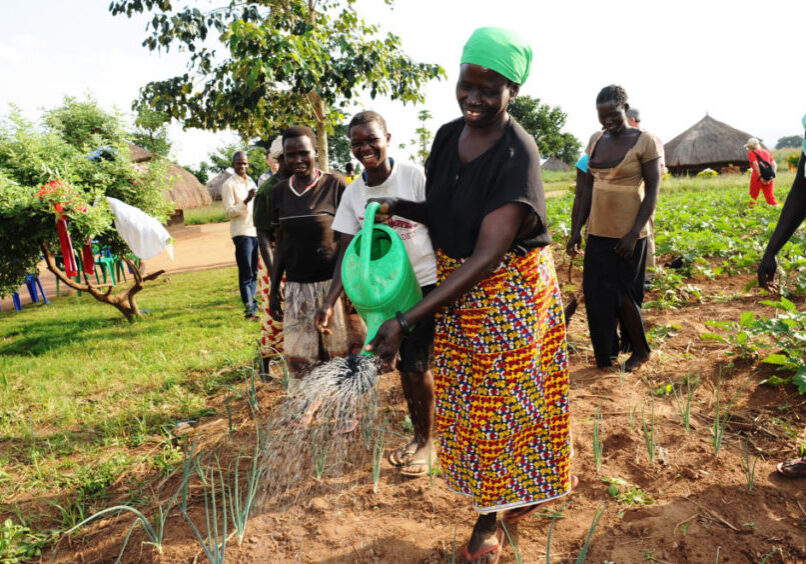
[341,201,422,353]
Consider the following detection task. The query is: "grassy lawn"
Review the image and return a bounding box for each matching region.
[184,200,228,225]
[0,267,259,512]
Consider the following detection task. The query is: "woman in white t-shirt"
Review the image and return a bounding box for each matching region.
[316,110,438,478]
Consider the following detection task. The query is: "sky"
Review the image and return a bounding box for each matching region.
[1,0,804,169]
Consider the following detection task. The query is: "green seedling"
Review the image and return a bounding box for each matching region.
[182,452,228,564]
[311,427,330,480]
[574,503,607,564]
[647,323,681,346]
[593,405,603,471]
[602,477,654,506]
[760,547,783,563]
[641,397,656,463]
[743,440,759,491]
[545,500,572,564]
[500,519,522,564]
[226,403,234,439]
[672,374,697,434]
[1,517,52,561]
[371,422,386,493]
[61,465,184,563]
[227,431,264,545]
[712,372,751,457]
[701,312,763,360]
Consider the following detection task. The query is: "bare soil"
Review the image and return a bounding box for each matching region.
[40,254,806,563]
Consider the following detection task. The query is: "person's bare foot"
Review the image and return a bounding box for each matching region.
[624,350,650,372]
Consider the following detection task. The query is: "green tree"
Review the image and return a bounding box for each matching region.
[776,135,803,150]
[0,97,175,321]
[108,0,444,171]
[130,108,172,157]
[328,124,353,172]
[207,142,271,181]
[412,109,433,165]
[184,161,211,184]
[396,109,433,166]
[507,96,581,164]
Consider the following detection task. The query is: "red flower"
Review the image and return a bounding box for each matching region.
[54,203,64,213]
[78,206,87,214]
[36,186,46,197]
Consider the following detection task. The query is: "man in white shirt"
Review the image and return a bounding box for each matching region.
[221,151,259,318]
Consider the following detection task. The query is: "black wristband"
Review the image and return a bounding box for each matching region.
[395,311,410,332]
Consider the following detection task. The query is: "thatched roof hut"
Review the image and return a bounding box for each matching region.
[664,115,764,175]
[542,156,570,172]
[127,143,211,210]
[205,171,233,202]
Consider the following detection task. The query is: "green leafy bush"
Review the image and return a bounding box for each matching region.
[0,97,174,298]
[701,299,806,393]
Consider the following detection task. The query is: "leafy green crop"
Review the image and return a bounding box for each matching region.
[702,298,806,393]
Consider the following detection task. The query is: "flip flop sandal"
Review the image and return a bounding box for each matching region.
[388,444,417,467]
[461,527,504,564]
[777,457,806,478]
[399,457,436,478]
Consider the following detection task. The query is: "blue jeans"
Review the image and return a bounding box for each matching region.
[233,236,258,315]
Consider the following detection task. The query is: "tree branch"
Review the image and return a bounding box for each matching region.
[42,244,107,301]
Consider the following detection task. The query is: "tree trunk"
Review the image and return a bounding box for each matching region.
[306,92,329,172]
[304,2,328,172]
[41,244,164,322]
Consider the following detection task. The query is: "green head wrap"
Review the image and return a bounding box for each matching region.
[460,27,533,85]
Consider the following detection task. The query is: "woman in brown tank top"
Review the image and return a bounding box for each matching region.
[566,85,662,372]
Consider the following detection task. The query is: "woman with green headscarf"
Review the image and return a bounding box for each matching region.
[366,27,573,563]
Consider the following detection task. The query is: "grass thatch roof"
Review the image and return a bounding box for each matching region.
[205,171,233,201]
[542,156,570,172]
[127,143,211,210]
[664,115,763,173]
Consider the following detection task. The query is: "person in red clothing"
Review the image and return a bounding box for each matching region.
[745,137,778,206]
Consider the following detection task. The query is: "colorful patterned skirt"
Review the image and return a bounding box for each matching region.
[257,254,283,358]
[433,246,571,513]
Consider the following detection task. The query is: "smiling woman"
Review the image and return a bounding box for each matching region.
[362,27,574,563]
[566,85,662,372]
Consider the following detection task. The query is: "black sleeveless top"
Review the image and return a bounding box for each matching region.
[424,117,550,259]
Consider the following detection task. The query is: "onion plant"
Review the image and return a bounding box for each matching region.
[593,405,604,471]
[641,397,656,463]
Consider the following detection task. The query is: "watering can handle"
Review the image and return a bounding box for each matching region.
[361,201,381,281]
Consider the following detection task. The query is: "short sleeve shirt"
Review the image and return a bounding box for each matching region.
[332,160,437,286]
[424,117,550,259]
[253,175,281,232]
[576,153,589,173]
[747,148,773,181]
[586,130,662,239]
[271,172,346,283]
